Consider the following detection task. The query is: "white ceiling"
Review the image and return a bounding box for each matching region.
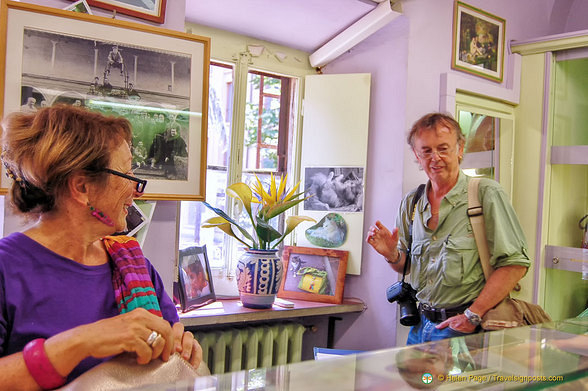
[184,0,381,53]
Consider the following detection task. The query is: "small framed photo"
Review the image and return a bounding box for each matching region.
[123,201,148,237]
[177,245,215,312]
[278,246,348,304]
[63,0,93,14]
[85,0,167,23]
[451,1,505,82]
[113,201,149,238]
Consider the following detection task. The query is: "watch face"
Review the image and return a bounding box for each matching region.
[465,309,481,325]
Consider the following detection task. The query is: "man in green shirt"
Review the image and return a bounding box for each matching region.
[367,112,530,344]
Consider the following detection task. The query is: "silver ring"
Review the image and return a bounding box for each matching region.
[146,330,159,346]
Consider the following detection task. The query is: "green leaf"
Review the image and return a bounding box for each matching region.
[201,201,257,245]
[226,182,253,219]
[202,219,252,248]
[255,218,281,249]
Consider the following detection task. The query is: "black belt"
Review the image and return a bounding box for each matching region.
[418,302,472,323]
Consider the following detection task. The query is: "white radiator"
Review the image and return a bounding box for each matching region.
[193,323,306,374]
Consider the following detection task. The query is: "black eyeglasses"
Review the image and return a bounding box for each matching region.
[103,168,147,193]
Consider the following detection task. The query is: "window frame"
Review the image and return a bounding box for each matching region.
[456,92,516,197]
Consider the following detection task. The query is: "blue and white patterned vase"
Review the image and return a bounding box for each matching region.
[236,249,283,309]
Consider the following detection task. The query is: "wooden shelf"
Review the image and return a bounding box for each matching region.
[179,297,366,328]
[544,245,587,273]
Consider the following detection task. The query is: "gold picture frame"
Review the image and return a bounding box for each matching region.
[0,1,210,200]
[85,0,166,24]
[451,1,505,82]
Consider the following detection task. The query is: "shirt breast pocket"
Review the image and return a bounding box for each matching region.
[441,236,482,286]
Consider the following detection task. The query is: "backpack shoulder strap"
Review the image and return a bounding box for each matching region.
[467,178,493,280]
[410,184,426,223]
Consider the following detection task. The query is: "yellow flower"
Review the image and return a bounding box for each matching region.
[202,174,314,250]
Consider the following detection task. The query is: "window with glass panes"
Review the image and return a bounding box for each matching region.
[179,63,297,272]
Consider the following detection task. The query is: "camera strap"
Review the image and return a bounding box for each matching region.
[402,183,426,283]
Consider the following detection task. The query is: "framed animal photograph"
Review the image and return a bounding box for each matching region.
[278,246,348,304]
[85,0,167,24]
[0,1,210,200]
[303,166,364,212]
[451,1,505,82]
[176,245,215,312]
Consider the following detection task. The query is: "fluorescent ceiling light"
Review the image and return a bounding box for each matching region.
[309,1,401,68]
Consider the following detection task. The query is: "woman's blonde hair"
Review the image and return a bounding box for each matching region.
[1,104,132,213]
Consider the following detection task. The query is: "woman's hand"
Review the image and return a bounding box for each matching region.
[366,221,399,260]
[172,322,203,368]
[44,308,176,379]
[77,308,175,364]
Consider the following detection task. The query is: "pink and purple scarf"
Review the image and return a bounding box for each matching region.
[103,235,162,317]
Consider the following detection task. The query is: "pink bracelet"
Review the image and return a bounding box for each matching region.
[23,338,66,390]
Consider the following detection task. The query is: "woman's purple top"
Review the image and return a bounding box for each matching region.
[0,232,179,381]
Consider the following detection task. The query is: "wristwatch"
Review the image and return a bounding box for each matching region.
[464,308,482,326]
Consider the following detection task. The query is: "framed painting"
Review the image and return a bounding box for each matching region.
[451,1,505,82]
[85,0,166,24]
[278,246,348,304]
[176,245,216,312]
[0,1,210,200]
[63,0,93,15]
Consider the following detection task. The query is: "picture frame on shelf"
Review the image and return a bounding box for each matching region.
[176,245,216,312]
[278,246,348,304]
[451,1,505,82]
[0,1,210,200]
[63,0,93,14]
[85,0,167,24]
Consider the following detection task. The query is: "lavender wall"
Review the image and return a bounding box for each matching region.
[323,0,584,351]
[321,17,410,350]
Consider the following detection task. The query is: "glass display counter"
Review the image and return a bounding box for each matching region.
[139,318,587,390]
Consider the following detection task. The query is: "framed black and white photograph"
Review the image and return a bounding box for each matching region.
[278,246,348,304]
[0,1,209,200]
[85,0,167,24]
[303,167,364,212]
[177,245,215,312]
[63,0,93,14]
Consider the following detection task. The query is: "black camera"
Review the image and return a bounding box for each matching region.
[386,281,420,326]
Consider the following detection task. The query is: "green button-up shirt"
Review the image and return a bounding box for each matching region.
[396,171,531,308]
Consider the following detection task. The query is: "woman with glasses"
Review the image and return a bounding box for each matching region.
[366,112,530,344]
[0,105,202,389]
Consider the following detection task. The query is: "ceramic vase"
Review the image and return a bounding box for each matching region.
[235,249,283,309]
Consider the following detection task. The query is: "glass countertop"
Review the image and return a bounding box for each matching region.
[138,318,588,390]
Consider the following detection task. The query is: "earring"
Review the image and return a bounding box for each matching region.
[87,202,114,227]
